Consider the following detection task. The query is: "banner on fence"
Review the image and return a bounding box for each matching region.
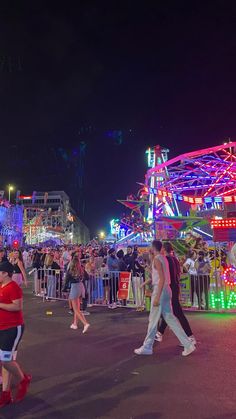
[180,274,191,307]
[118,272,131,300]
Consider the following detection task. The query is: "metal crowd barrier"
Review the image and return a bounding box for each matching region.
[179,272,236,311]
[31,268,235,312]
[179,274,211,310]
[32,268,146,309]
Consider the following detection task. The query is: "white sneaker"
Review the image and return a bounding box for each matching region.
[155,332,163,342]
[82,323,90,334]
[182,345,196,357]
[70,324,78,330]
[189,336,197,345]
[134,346,153,355]
[179,336,197,347]
[108,303,117,309]
[81,311,90,316]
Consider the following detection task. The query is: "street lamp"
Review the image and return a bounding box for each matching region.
[8,185,14,202]
[99,231,105,240]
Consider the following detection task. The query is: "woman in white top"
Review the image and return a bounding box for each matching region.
[183,250,197,307]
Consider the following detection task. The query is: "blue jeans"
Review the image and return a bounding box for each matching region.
[47,275,57,298]
[143,285,192,350]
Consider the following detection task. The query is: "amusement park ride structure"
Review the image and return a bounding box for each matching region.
[19,191,90,245]
[23,206,73,244]
[114,142,236,244]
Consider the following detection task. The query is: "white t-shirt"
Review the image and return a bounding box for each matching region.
[184,258,197,275]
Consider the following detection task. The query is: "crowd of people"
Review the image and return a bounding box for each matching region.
[0,237,216,314]
[0,235,223,407]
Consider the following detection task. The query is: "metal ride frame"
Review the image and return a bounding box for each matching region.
[146,142,236,218]
[145,142,236,311]
[23,207,73,244]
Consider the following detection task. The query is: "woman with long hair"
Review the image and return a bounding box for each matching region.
[65,256,90,333]
[9,250,28,287]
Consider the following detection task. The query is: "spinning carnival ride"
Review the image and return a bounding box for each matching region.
[115,142,236,244]
[146,142,236,219]
[114,142,236,311]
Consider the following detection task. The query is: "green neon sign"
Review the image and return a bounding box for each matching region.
[210,291,236,310]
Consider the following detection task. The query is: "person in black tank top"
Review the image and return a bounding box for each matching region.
[9,251,28,287]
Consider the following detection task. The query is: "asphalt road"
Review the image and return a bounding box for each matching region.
[1,289,236,419]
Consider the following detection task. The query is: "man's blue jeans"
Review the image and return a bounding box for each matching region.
[143,285,192,350]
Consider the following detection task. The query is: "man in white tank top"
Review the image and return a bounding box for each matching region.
[134,240,196,357]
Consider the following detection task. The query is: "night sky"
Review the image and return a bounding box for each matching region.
[1,2,236,235]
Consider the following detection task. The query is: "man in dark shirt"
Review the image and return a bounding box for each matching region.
[156,242,196,345]
[124,246,135,272]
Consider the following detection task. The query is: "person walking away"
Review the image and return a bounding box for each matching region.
[156,242,196,344]
[64,256,90,333]
[134,241,196,357]
[195,251,211,310]
[107,249,119,309]
[0,261,31,407]
[9,251,27,288]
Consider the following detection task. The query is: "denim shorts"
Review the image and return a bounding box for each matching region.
[69,282,85,300]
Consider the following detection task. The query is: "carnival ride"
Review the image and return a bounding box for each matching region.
[0,201,23,246]
[23,207,73,245]
[146,142,236,219]
[114,142,236,245]
[113,142,236,311]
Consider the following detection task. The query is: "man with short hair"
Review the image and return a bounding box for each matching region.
[156,242,196,344]
[0,261,31,407]
[124,246,134,272]
[134,240,195,357]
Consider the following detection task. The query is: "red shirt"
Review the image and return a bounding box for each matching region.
[0,281,24,330]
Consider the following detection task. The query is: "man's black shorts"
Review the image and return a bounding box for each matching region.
[0,325,24,362]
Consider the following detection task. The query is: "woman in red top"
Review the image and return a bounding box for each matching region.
[0,261,31,408]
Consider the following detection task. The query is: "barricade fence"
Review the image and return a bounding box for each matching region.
[31,268,236,311]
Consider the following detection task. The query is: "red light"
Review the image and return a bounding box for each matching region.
[13,240,19,248]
